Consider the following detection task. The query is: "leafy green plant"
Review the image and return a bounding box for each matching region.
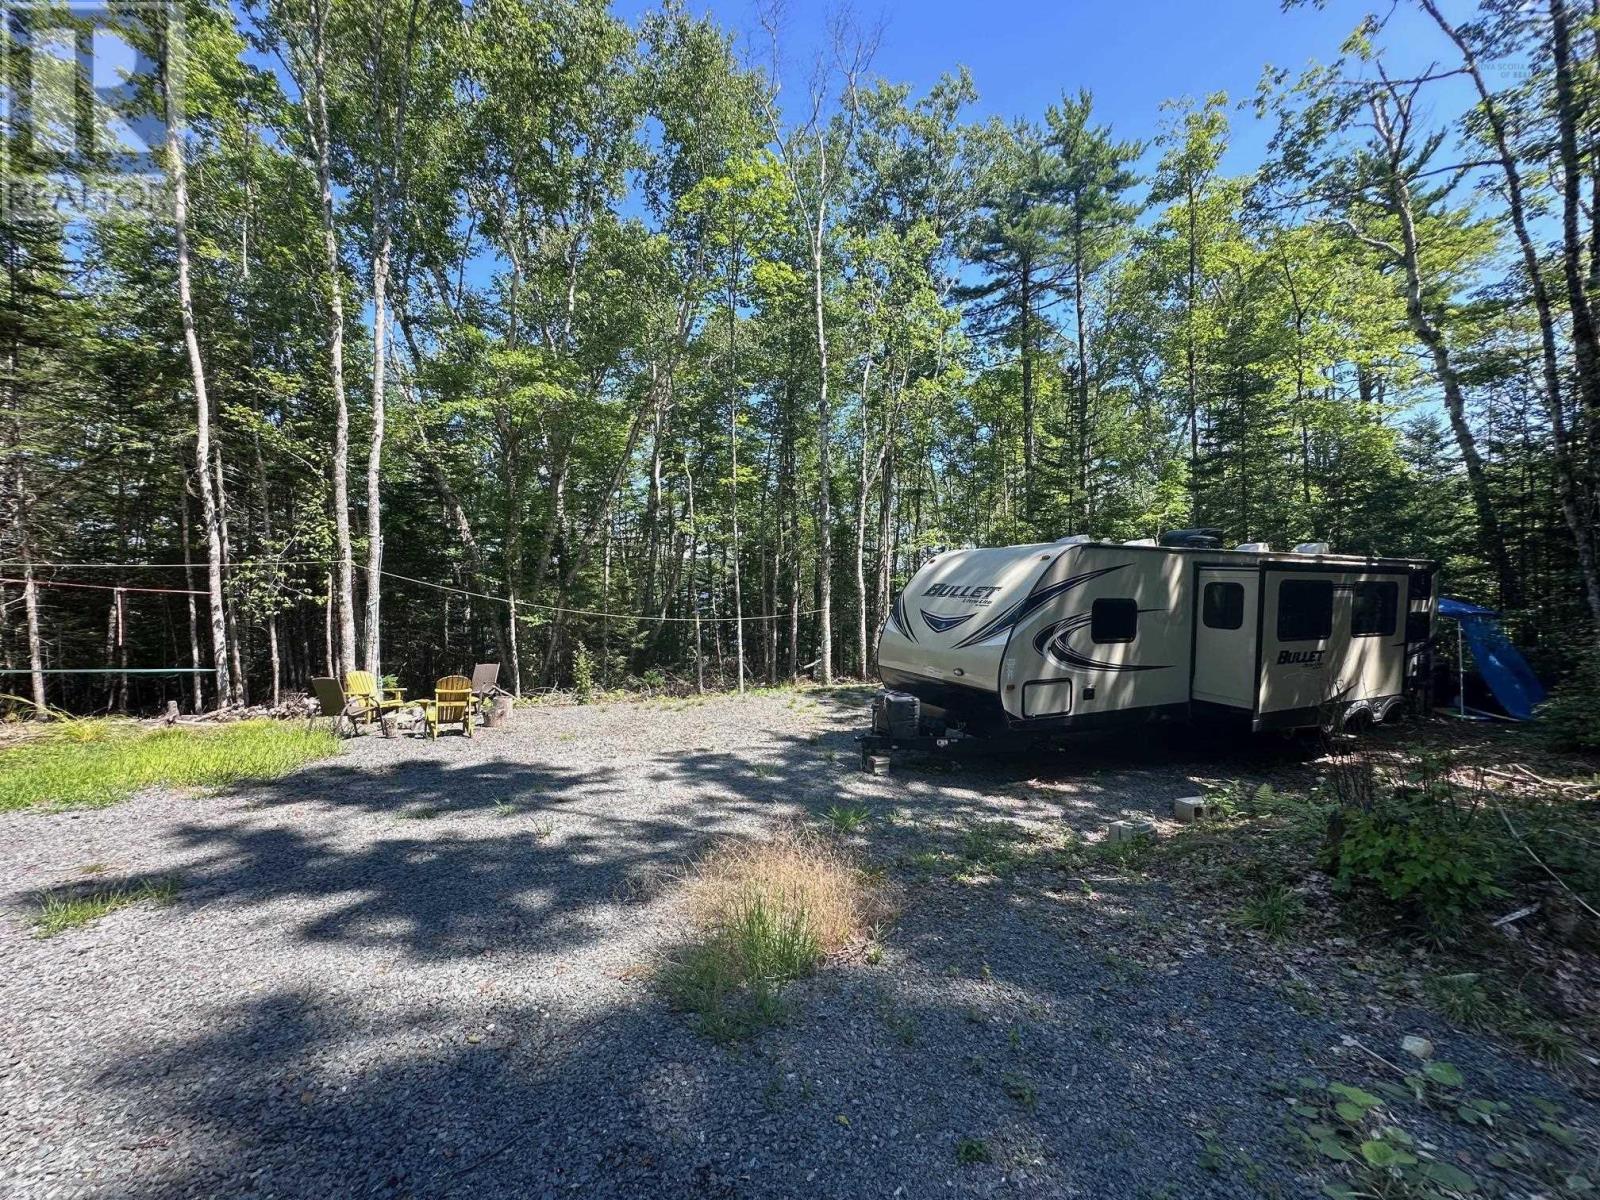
[1330,785,1504,928]
[1285,1075,1480,1199]
[573,644,596,702]
[1538,651,1600,751]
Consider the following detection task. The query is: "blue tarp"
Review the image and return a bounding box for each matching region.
[1437,596,1546,720]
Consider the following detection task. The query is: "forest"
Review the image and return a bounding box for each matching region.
[2,0,1598,712]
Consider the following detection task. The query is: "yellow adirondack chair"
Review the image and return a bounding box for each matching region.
[343,670,409,726]
[421,675,474,739]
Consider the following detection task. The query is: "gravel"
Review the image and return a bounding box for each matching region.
[0,688,1588,1199]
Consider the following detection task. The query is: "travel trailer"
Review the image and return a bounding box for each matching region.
[865,531,1437,760]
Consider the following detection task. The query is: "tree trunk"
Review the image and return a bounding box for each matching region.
[1019,256,1036,526]
[164,34,231,708]
[179,482,203,712]
[853,353,878,679]
[1372,96,1521,609]
[686,465,704,694]
[307,0,357,678]
[1424,0,1600,631]
[214,446,245,704]
[810,219,833,684]
[362,229,390,678]
[728,245,745,693]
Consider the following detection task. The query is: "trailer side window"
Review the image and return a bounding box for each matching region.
[1090,598,1138,643]
[1202,581,1244,630]
[1276,579,1332,641]
[1351,581,1398,637]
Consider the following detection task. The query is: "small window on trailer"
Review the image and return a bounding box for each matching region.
[1090,598,1138,644]
[1276,579,1333,642]
[1351,581,1398,637]
[1202,581,1244,630]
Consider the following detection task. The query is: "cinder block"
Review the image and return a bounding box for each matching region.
[1107,819,1156,844]
[1172,796,1208,823]
[866,754,891,776]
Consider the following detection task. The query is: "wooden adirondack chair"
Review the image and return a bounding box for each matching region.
[343,670,409,727]
[310,677,359,736]
[420,675,474,739]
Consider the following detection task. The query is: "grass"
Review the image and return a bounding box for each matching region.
[1234,884,1306,941]
[32,877,178,937]
[954,1137,992,1166]
[661,826,888,1040]
[823,803,870,834]
[0,719,340,811]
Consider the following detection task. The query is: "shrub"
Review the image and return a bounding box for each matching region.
[573,644,596,702]
[1538,651,1600,751]
[1330,787,1504,928]
[662,827,887,1039]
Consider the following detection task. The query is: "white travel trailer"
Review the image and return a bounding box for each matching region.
[869,531,1437,753]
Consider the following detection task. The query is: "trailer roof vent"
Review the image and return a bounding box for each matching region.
[1122,538,1156,546]
[1293,541,1331,555]
[1055,534,1094,545]
[1235,541,1271,553]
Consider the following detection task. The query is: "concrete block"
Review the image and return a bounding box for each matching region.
[1172,796,1208,823]
[866,754,891,776]
[1107,819,1156,845]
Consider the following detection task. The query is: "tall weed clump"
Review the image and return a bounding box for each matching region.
[662,827,886,1039]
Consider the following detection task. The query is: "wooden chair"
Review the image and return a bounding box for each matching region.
[470,662,500,698]
[343,670,409,727]
[309,677,359,736]
[420,674,474,739]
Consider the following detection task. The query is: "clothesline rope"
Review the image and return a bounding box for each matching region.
[0,576,208,597]
[1,561,824,626]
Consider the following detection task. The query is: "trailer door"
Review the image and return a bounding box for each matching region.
[1190,566,1258,710]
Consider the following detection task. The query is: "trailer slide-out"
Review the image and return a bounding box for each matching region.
[863,532,1436,765]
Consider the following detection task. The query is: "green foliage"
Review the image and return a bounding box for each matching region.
[0,721,340,811]
[1330,787,1504,929]
[572,644,596,703]
[1538,652,1600,752]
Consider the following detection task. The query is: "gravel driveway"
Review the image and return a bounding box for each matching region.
[1,689,1589,1199]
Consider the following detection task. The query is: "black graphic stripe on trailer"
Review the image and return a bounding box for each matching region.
[1032,610,1170,673]
[919,609,976,633]
[888,593,917,642]
[952,564,1130,649]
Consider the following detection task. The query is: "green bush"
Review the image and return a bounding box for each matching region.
[1538,651,1600,751]
[572,644,596,702]
[1330,788,1504,928]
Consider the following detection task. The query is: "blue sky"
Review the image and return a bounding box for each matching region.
[619,0,1474,178]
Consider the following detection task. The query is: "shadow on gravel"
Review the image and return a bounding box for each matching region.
[61,705,1577,1200]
